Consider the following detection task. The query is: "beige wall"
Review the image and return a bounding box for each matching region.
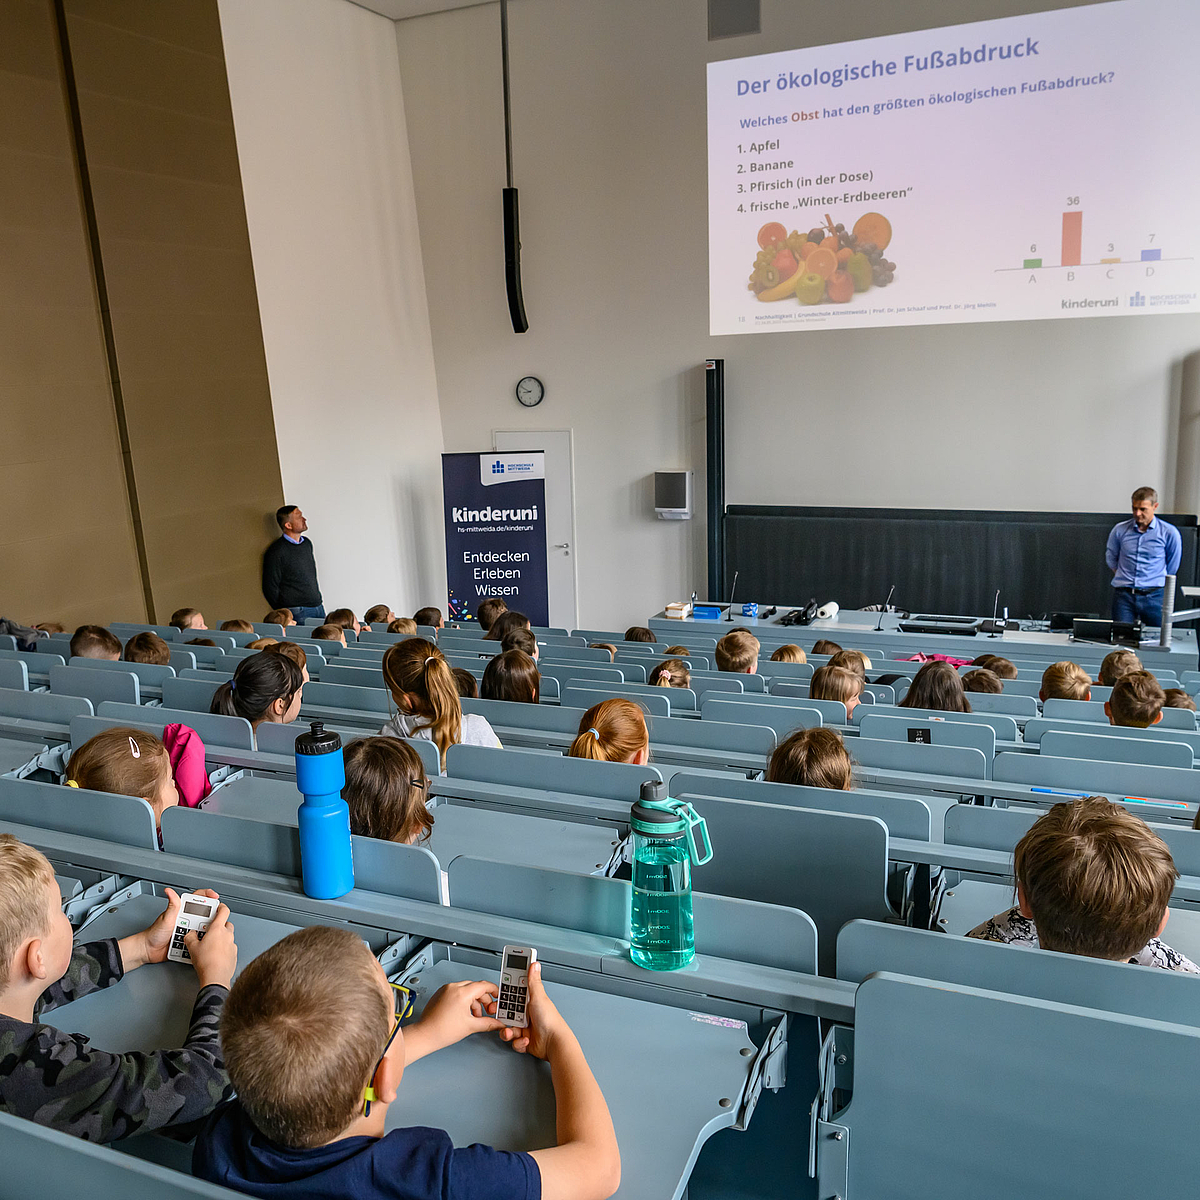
[396,0,1200,628]
[218,0,447,619]
[64,0,284,623]
[0,0,145,628]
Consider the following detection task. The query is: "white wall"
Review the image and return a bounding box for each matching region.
[219,0,446,619]
[395,0,1200,629]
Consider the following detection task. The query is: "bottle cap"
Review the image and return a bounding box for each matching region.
[295,720,342,756]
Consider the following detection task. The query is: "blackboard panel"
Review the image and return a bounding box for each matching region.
[724,507,1199,619]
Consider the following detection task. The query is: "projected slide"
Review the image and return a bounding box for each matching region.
[707,0,1200,335]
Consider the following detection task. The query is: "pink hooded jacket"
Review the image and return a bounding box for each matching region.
[161,723,211,808]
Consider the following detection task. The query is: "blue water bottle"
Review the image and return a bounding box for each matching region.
[629,780,713,971]
[295,721,354,899]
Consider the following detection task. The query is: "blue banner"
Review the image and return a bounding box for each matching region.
[442,452,549,625]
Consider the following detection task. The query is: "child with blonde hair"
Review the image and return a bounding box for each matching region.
[193,925,619,1200]
[380,639,500,767]
[1164,688,1197,712]
[1040,661,1091,703]
[264,608,295,627]
[1098,648,1142,687]
[811,639,841,656]
[827,649,868,678]
[769,644,806,664]
[387,617,418,635]
[809,665,863,718]
[569,700,649,764]
[589,643,618,662]
[245,637,278,651]
[715,629,760,674]
[312,624,347,647]
[0,834,237,1140]
[968,797,1197,970]
[220,619,254,635]
[343,738,433,845]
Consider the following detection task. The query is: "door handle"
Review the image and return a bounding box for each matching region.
[553,543,570,549]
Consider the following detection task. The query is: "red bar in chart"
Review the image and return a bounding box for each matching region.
[1061,211,1082,267]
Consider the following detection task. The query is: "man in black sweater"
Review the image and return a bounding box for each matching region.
[262,505,324,623]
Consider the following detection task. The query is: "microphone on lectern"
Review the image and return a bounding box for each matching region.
[875,584,895,632]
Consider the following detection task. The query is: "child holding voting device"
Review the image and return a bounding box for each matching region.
[0,834,237,1141]
[194,926,621,1200]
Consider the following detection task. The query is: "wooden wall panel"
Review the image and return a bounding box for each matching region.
[63,0,284,623]
[0,0,145,628]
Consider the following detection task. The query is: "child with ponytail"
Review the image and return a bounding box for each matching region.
[647,659,690,688]
[568,699,650,764]
[210,653,304,730]
[380,638,500,767]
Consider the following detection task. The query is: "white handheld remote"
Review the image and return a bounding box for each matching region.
[167,893,220,964]
[496,945,537,1028]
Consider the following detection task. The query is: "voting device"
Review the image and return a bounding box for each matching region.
[496,945,537,1028]
[167,892,219,964]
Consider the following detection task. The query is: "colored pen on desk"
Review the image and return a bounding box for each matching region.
[1031,787,1190,811]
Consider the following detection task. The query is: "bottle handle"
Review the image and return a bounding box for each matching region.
[679,803,713,866]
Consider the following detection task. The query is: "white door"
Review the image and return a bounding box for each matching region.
[493,429,578,630]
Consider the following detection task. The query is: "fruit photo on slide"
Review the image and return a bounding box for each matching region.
[747,213,895,307]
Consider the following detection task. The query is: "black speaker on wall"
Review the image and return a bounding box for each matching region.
[503,187,528,334]
[709,0,760,40]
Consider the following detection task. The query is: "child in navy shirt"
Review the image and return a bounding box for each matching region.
[194,925,620,1200]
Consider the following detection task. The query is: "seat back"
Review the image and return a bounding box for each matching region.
[446,742,661,801]
[850,736,989,780]
[1040,729,1193,769]
[49,664,139,707]
[561,684,675,717]
[69,657,175,688]
[95,702,255,750]
[816,973,1200,1199]
[688,794,892,975]
[993,750,1200,805]
[0,660,28,690]
[961,691,1039,717]
[852,703,1019,741]
[0,776,157,848]
[859,713,997,761]
[700,697,824,736]
[161,675,222,713]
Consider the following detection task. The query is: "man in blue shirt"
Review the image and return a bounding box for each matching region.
[1105,486,1181,627]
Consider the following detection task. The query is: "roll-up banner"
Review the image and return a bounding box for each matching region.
[442,452,549,625]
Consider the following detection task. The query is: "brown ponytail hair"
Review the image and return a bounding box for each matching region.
[381,638,462,768]
[648,659,690,688]
[569,699,649,763]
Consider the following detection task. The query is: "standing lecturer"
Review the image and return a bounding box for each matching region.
[262,505,324,623]
[1105,486,1181,627]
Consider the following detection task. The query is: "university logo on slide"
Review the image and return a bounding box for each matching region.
[1129,292,1146,307]
[480,453,545,487]
[492,461,506,475]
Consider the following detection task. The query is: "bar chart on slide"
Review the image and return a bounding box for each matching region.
[1001,209,1188,273]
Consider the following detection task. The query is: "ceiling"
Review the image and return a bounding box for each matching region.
[348,0,492,19]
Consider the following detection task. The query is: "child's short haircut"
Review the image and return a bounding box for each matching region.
[246,638,278,650]
[324,609,357,631]
[263,608,293,627]
[476,597,508,632]
[387,617,418,635]
[500,627,538,658]
[811,639,842,656]
[169,608,202,630]
[1109,671,1165,727]
[311,624,344,642]
[663,645,690,657]
[124,632,170,665]
[766,728,853,790]
[220,619,254,634]
[70,625,121,660]
[363,605,392,627]
[413,606,442,628]
[1163,688,1197,711]
[589,643,618,662]
[67,726,171,800]
[715,629,760,673]
[1016,797,1177,959]
[1099,648,1143,687]
[624,626,656,643]
[769,644,806,664]
[0,834,56,991]
[827,650,867,679]
[648,659,690,688]
[220,925,390,1149]
[264,640,307,672]
[809,665,863,706]
[971,654,996,670]
[962,668,1003,694]
[187,637,217,647]
[983,656,1017,680]
[343,737,432,844]
[451,667,478,698]
[1041,660,1091,702]
[35,622,65,634]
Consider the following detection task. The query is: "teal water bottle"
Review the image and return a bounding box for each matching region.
[629,780,713,971]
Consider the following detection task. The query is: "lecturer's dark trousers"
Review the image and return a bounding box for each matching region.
[1112,586,1163,627]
